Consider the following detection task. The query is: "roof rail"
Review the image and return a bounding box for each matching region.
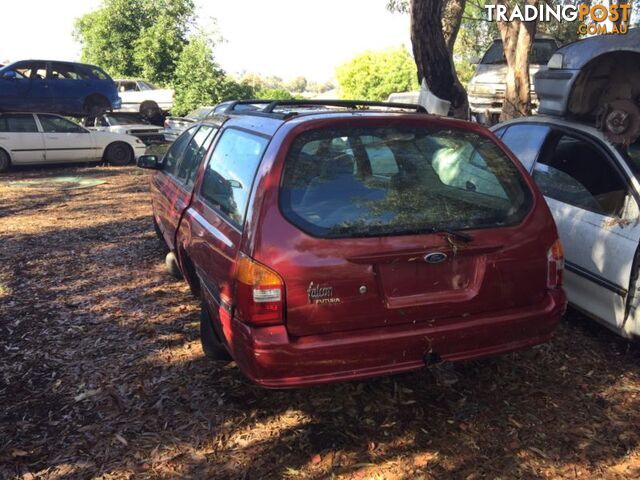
[222,100,273,113]
[262,99,427,114]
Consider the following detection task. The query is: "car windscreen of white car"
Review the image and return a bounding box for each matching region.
[138,81,159,91]
[622,141,640,175]
[105,114,150,125]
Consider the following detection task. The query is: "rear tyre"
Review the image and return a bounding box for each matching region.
[84,95,110,117]
[200,304,231,360]
[0,149,10,172]
[104,142,133,166]
[140,101,160,121]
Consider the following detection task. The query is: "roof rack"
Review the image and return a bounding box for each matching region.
[220,99,427,118]
[262,99,427,114]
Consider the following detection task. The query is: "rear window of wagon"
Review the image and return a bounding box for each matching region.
[280,126,533,238]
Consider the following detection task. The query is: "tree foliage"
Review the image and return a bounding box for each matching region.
[336,47,419,101]
[75,0,195,86]
[255,88,298,100]
[171,36,254,115]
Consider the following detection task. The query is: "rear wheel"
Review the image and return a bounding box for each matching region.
[200,304,231,360]
[84,95,110,117]
[0,149,10,172]
[104,142,133,166]
[140,101,160,121]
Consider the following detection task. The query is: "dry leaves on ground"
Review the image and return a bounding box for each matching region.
[1,165,639,479]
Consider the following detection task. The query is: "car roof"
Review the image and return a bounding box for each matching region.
[196,100,488,138]
[552,28,640,70]
[491,115,611,143]
[1,59,103,68]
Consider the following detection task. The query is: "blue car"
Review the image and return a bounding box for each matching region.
[0,60,121,117]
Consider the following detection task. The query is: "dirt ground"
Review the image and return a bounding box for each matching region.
[1,165,639,480]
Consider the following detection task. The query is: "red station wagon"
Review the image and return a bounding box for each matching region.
[138,100,567,388]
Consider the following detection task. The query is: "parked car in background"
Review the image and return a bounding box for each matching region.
[468,34,560,125]
[492,30,640,340]
[162,102,262,141]
[0,60,121,117]
[0,112,145,172]
[137,99,566,388]
[163,105,217,142]
[114,79,173,120]
[85,112,166,146]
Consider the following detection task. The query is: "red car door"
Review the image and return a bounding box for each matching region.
[177,128,270,343]
[150,124,218,250]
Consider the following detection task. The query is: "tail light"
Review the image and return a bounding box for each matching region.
[547,239,564,289]
[163,120,170,128]
[235,253,284,326]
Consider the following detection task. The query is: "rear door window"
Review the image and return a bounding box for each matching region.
[199,128,268,229]
[175,125,217,187]
[0,114,38,133]
[280,126,532,238]
[533,133,628,217]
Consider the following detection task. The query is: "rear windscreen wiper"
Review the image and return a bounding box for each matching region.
[428,228,474,243]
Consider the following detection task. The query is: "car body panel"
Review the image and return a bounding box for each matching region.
[493,116,640,339]
[148,110,566,387]
[0,60,121,116]
[536,28,640,117]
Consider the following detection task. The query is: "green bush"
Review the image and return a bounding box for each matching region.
[336,47,419,101]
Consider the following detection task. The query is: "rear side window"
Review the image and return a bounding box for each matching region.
[50,63,89,80]
[500,124,550,171]
[176,125,217,187]
[280,127,532,238]
[0,114,38,133]
[199,129,268,229]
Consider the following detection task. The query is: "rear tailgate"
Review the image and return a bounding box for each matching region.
[252,117,556,337]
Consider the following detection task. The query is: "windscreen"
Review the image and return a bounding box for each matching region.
[481,39,557,65]
[280,126,532,238]
[105,114,150,125]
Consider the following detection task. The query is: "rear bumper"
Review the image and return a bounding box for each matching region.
[227,290,566,388]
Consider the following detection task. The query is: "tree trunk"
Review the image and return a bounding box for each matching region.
[410,0,469,118]
[496,0,538,121]
[443,0,467,53]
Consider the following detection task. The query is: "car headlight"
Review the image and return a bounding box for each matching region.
[548,53,563,69]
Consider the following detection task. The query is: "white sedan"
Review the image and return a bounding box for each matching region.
[0,112,146,172]
[114,79,174,119]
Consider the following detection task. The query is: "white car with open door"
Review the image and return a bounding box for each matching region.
[0,112,146,172]
[492,116,640,340]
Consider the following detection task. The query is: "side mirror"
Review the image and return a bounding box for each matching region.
[228,179,242,189]
[137,155,160,170]
[1,71,16,80]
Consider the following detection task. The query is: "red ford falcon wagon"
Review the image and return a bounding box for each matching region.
[138,100,567,388]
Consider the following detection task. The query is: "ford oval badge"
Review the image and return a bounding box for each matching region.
[424,252,447,264]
